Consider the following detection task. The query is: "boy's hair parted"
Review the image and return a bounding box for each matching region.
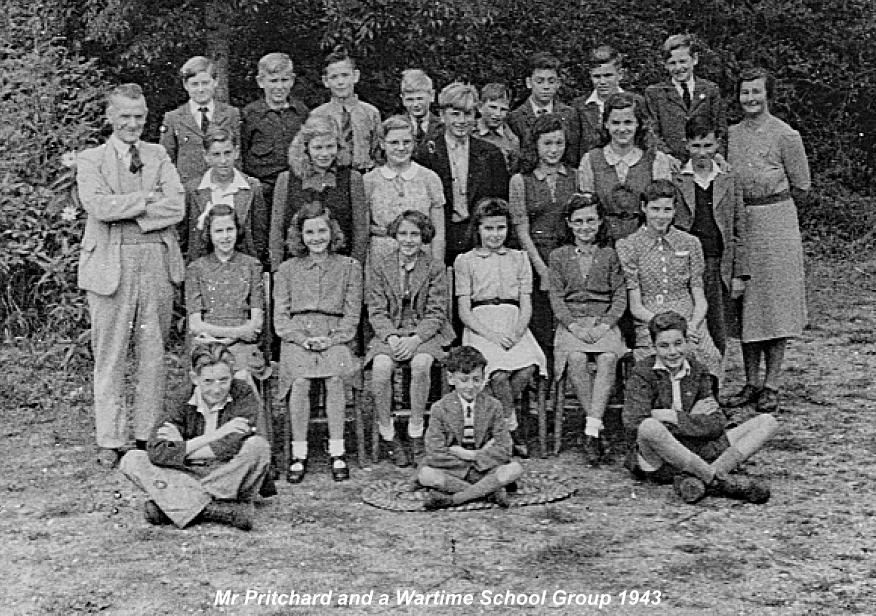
[323,45,357,73]
[257,52,294,77]
[400,69,433,93]
[528,51,562,75]
[437,82,479,112]
[445,345,488,374]
[585,44,624,71]
[285,201,346,257]
[684,115,719,141]
[202,125,238,151]
[190,341,236,375]
[648,310,688,342]
[180,56,217,81]
[480,83,511,104]
[661,33,701,59]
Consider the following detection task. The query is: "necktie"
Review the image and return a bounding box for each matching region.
[681,82,692,110]
[129,144,143,174]
[537,108,547,116]
[462,404,475,448]
[415,119,424,142]
[199,107,210,133]
[340,107,353,151]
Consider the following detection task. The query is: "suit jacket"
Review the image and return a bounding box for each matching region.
[76,141,185,296]
[181,174,268,266]
[507,99,581,166]
[365,250,455,345]
[159,102,241,184]
[147,379,260,469]
[644,78,727,160]
[671,169,749,289]
[413,135,509,256]
[422,391,512,474]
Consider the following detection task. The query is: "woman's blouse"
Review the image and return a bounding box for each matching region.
[548,244,627,328]
[454,247,532,302]
[364,161,445,237]
[727,115,811,200]
[185,252,264,327]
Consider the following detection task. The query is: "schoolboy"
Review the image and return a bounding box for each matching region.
[622,312,777,504]
[400,69,441,146]
[160,56,241,185]
[182,126,269,266]
[672,116,748,355]
[311,46,381,172]
[507,52,580,166]
[240,53,309,210]
[571,45,637,156]
[120,343,272,530]
[413,82,509,266]
[644,34,727,162]
[418,346,523,510]
[476,83,521,175]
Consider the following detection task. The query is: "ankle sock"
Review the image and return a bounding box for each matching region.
[291,441,308,461]
[584,417,603,437]
[328,439,345,458]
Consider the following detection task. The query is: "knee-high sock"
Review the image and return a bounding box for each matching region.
[713,414,778,477]
[639,418,715,483]
[451,471,504,505]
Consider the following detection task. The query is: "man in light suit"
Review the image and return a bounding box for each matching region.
[76,83,186,468]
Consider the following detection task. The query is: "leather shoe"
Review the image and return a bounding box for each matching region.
[96,448,121,469]
[380,437,410,467]
[710,474,771,504]
[423,492,455,511]
[491,488,510,508]
[287,458,307,483]
[330,456,350,482]
[721,384,762,408]
[673,474,707,504]
[408,436,425,461]
[582,435,604,467]
[144,500,172,525]
[756,387,780,412]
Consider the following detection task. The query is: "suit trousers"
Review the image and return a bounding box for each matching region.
[120,436,271,527]
[88,243,173,449]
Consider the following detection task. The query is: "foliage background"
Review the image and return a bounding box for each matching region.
[2,0,874,340]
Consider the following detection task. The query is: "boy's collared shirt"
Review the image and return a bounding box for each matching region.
[651,356,691,412]
[529,98,554,116]
[197,168,252,207]
[188,99,215,122]
[583,87,624,117]
[312,94,381,171]
[672,76,697,101]
[679,160,721,190]
[187,386,233,437]
[457,392,477,448]
[445,134,470,221]
[476,119,520,172]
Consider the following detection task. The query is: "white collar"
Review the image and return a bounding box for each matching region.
[476,119,508,138]
[109,134,140,157]
[584,86,624,107]
[673,77,696,97]
[530,98,554,115]
[379,162,419,181]
[652,356,691,379]
[603,145,642,167]
[187,386,232,415]
[680,160,721,189]
[189,99,215,117]
[457,393,476,410]
[197,168,251,191]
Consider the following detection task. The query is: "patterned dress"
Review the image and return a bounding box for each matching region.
[616,225,722,379]
[728,115,810,342]
[185,252,267,377]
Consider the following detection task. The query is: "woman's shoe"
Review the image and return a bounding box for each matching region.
[287,458,307,483]
[721,384,762,408]
[756,387,780,412]
[330,456,350,482]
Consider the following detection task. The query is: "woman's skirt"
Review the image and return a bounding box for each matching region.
[461,304,547,379]
[553,317,628,378]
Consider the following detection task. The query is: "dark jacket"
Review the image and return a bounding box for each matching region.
[241,98,309,180]
[644,78,727,161]
[147,379,260,469]
[507,99,581,166]
[159,102,241,184]
[548,244,627,328]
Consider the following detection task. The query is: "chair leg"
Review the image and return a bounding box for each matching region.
[282,391,291,476]
[537,376,548,458]
[353,388,366,468]
[553,375,566,456]
[371,391,380,464]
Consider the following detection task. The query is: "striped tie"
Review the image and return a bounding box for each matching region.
[462,403,475,448]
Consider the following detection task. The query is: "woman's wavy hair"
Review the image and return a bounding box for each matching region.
[285,201,346,257]
[520,113,567,174]
[468,197,511,247]
[287,113,349,179]
[200,204,242,254]
[599,92,652,150]
[561,192,612,248]
[736,66,775,102]
[387,209,436,245]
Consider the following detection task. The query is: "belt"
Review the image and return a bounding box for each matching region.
[605,212,640,220]
[292,310,343,318]
[746,190,791,206]
[471,298,519,309]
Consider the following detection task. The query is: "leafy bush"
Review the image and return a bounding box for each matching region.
[0,2,107,340]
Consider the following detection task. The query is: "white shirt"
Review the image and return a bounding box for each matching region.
[529,99,554,116]
[197,168,252,207]
[652,356,692,413]
[583,87,625,117]
[187,386,232,437]
[109,134,141,167]
[189,99,215,123]
[673,77,696,101]
[680,160,721,190]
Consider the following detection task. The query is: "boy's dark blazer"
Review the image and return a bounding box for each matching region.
[507,99,581,166]
[671,169,749,290]
[181,174,267,264]
[159,102,241,184]
[644,78,727,160]
[413,134,509,258]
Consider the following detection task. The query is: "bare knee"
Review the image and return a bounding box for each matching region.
[371,355,394,384]
[638,417,669,443]
[290,378,310,394]
[596,352,618,370]
[410,353,433,377]
[567,351,589,370]
[496,461,522,483]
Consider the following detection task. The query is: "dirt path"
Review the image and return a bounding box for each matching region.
[1,255,874,616]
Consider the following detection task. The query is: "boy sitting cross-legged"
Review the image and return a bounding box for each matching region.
[622,311,778,504]
[418,346,523,510]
